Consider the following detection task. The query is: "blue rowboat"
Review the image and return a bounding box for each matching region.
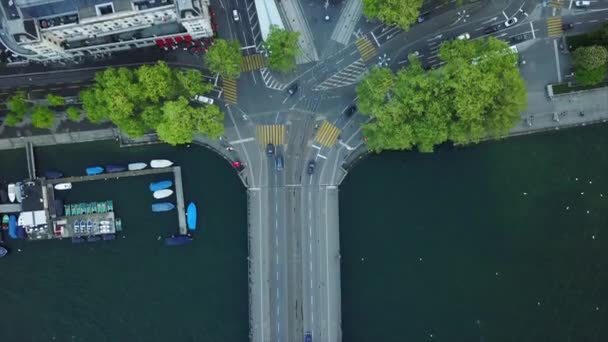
[16,226,25,239]
[45,170,63,179]
[164,235,193,246]
[152,202,175,212]
[106,165,126,173]
[86,166,104,175]
[8,215,17,239]
[149,180,172,192]
[187,202,197,230]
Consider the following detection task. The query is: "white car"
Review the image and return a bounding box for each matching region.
[575,0,590,7]
[456,33,470,40]
[193,95,214,105]
[232,9,240,21]
[504,17,518,27]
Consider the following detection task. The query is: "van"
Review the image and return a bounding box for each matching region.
[275,154,284,172]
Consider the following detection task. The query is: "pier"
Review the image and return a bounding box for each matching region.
[172,166,187,235]
[25,141,36,180]
[0,203,22,213]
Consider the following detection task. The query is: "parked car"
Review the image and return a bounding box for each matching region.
[232,9,239,21]
[575,0,590,7]
[275,154,284,172]
[484,25,499,34]
[456,33,471,40]
[345,105,357,117]
[307,160,316,175]
[193,95,214,104]
[504,17,518,27]
[562,23,574,30]
[287,83,299,96]
[266,143,275,156]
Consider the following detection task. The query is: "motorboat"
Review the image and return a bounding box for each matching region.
[128,162,147,171]
[54,183,72,190]
[164,235,193,246]
[8,215,17,239]
[87,235,101,242]
[2,215,8,230]
[0,246,7,258]
[7,183,15,203]
[102,234,116,241]
[187,202,197,231]
[150,159,173,168]
[106,165,127,173]
[45,170,63,179]
[149,180,172,192]
[153,189,173,199]
[0,189,7,203]
[152,202,176,212]
[86,166,104,175]
[15,182,23,203]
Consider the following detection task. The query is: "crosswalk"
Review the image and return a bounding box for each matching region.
[547,16,563,37]
[548,0,562,8]
[241,54,265,72]
[355,37,377,62]
[313,59,368,91]
[256,125,286,145]
[314,121,341,147]
[222,78,237,104]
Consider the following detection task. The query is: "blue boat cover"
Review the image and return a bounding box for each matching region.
[187,202,197,230]
[164,235,193,246]
[16,226,26,239]
[45,170,63,179]
[8,215,17,239]
[106,165,127,173]
[152,202,175,212]
[149,180,172,192]
[86,166,104,175]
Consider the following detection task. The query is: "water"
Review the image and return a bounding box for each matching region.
[0,141,248,341]
[340,125,608,341]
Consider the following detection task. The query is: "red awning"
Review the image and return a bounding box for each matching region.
[155,39,165,46]
[184,35,192,42]
[164,38,175,45]
[175,36,183,43]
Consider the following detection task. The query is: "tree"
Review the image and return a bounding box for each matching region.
[7,91,29,120]
[32,105,55,129]
[175,69,213,98]
[357,37,527,152]
[362,0,423,31]
[264,25,300,73]
[46,93,65,106]
[66,106,81,121]
[135,61,177,103]
[79,89,108,123]
[573,45,608,85]
[156,97,224,145]
[5,113,21,127]
[205,39,242,78]
[193,102,224,139]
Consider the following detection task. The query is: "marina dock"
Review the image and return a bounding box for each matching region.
[172,166,187,235]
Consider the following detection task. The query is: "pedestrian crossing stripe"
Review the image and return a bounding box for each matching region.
[314,121,341,147]
[256,125,286,145]
[547,16,563,38]
[355,37,377,62]
[222,78,237,104]
[548,0,562,8]
[241,54,266,72]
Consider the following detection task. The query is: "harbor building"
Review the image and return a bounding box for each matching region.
[0,0,214,62]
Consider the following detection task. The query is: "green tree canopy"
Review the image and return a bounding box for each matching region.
[135,61,177,103]
[66,106,81,121]
[573,45,608,85]
[32,105,55,129]
[7,91,29,120]
[175,69,213,98]
[357,37,527,152]
[264,25,300,73]
[362,0,422,31]
[46,93,66,106]
[156,97,224,145]
[205,39,242,78]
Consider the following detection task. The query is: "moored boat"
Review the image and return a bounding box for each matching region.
[187,202,197,231]
[54,183,72,190]
[87,235,101,242]
[102,234,116,241]
[106,164,127,173]
[86,166,104,175]
[0,189,7,203]
[0,246,7,258]
[15,182,23,203]
[128,162,147,171]
[71,236,85,243]
[152,202,176,212]
[2,215,8,230]
[16,226,25,239]
[45,170,63,179]
[153,189,173,199]
[150,159,173,168]
[7,184,15,203]
[8,215,17,239]
[149,180,172,192]
[164,234,193,246]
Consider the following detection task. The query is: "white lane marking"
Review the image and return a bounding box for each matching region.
[312,144,321,150]
[327,185,337,189]
[482,17,497,24]
[324,188,331,341]
[370,32,381,47]
[502,11,508,20]
[589,19,598,23]
[250,187,261,190]
[553,39,562,83]
[530,22,536,39]
[317,154,328,160]
[229,137,254,144]
[569,0,573,9]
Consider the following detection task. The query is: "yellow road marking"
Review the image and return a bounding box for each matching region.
[222,78,237,104]
[355,37,377,62]
[314,121,341,146]
[256,125,286,145]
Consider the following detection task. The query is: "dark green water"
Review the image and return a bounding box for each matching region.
[340,125,608,341]
[0,141,248,341]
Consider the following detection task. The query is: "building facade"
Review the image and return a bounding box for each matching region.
[0,0,214,62]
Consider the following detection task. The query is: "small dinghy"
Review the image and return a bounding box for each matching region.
[150,159,173,168]
[164,235,193,246]
[86,166,104,175]
[106,165,127,173]
[54,183,72,190]
[152,202,176,212]
[187,202,197,231]
[45,170,63,179]
[153,189,173,199]
[7,184,15,203]
[149,180,172,192]
[128,162,147,171]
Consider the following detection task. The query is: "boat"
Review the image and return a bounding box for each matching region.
[16,226,25,239]
[8,215,17,239]
[102,234,116,241]
[86,166,104,175]
[0,189,7,203]
[150,159,173,168]
[54,183,72,190]
[152,202,176,212]
[87,235,101,242]
[2,215,8,230]
[71,236,85,243]
[149,180,172,192]
[128,162,147,171]
[45,170,63,179]
[7,184,15,203]
[106,164,127,173]
[164,235,193,246]
[15,182,23,203]
[187,202,197,231]
[153,189,173,199]
[0,246,7,258]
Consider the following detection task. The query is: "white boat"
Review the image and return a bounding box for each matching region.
[150,159,173,168]
[7,184,15,203]
[153,189,173,199]
[54,183,72,190]
[128,162,147,171]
